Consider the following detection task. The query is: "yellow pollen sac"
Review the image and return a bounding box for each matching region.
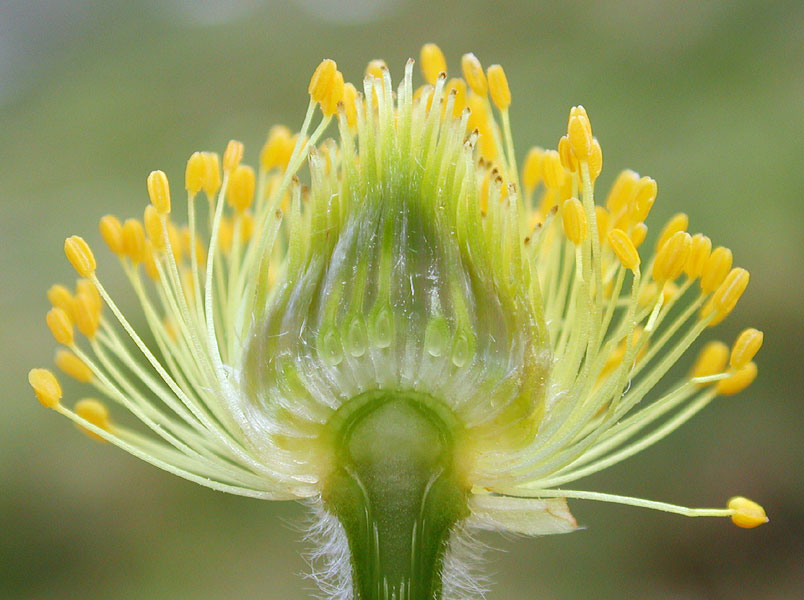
[55,349,93,383]
[568,112,593,160]
[558,136,578,173]
[218,217,233,254]
[730,328,764,370]
[64,236,96,278]
[608,228,640,271]
[700,246,733,294]
[201,152,222,197]
[522,146,544,194]
[628,176,657,223]
[223,140,244,173]
[606,169,639,215]
[487,64,511,110]
[716,361,758,396]
[542,150,567,190]
[227,165,256,213]
[144,205,166,252]
[47,284,75,316]
[309,58,338,99]
[46,306,74,346]
[712,267,750,316]
[143,242,160,281]
[444,78,468,118]
[684,233,712,279]
[365,59,387,80]
[28,368,62,409]
[73,292,100,339]
[122,219,147,264]
[587,138,603,182]
[656,213,689,252]
[260,125,295,171]
[240,212,255,242]
[99,215,125,256]
[420,43,447,85]
[595,206,610,244]
[185,151,206,195]
[76,279,101,314]
[630,222,648,248]
[652,230,692,282]
[728,497,768,529]
[75,398,112,442]
[562,198,587,245]
[146,170,171,215]
[461,52,487,96]
[341,83,359,131]
[690,340,729,381]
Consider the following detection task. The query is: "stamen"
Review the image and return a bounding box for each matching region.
[28,368,62,408]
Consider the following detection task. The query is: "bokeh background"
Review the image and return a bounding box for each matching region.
[2,1,802,598]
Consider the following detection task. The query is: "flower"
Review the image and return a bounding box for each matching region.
[29,44,766,598]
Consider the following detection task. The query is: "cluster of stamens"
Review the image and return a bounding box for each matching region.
[29,43,766,529]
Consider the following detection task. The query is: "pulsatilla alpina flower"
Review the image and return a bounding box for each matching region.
[30,44,767,599]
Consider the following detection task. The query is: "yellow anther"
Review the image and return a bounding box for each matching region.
[64,236,96,277]
[308,59,344,116]
[562,198,587,245]
[522,146,544,194]
[218,216,233,254]
[55,349,93,383]
[684,233,712,279]
[341,83,359,131]
[146,170,171,215]
[366,59,387,80]
[461,53,487,96]
[700,246,733,294]
[712,267,750,316]
[467,94,498,161]
[167,222,182,263]
[142,241,160,281]
[652,230,692,282]
[608,228,640,271]
[240,212,255,242]
[144,205,165,251]
[122,218,147,263]
[568,110,593,160]
[542,150,567,190]
[73,292,100,339]
[487,64,511,110]
[201,152,221,197]
[630,222,648,248]
[420,43,446,85]
[99,215,125,256]
[47,284,75,316]
[717,361,758,396]
[75,279,101,315]
[595,206,610,244]
[606,169,639,214]
[558,135,578,173]
[444,78,467,118]
[587,138,603,181]
[309,58,337,97]
[222,140,244,173]
[75,398,112,442]
[690,341,729,380]
[28,368,62,409]
[730,328,763,370]
[46,306,74,346]
[656,212,689,252]
[628,176,657,223]
[227,164,256,213]
[185,151,206,195]
[728,497,768,529]
[260,126,294,171]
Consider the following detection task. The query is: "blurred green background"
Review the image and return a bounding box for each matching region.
[2,1,802,598]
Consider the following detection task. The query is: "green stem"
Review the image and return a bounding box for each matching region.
[322,391,469,600]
